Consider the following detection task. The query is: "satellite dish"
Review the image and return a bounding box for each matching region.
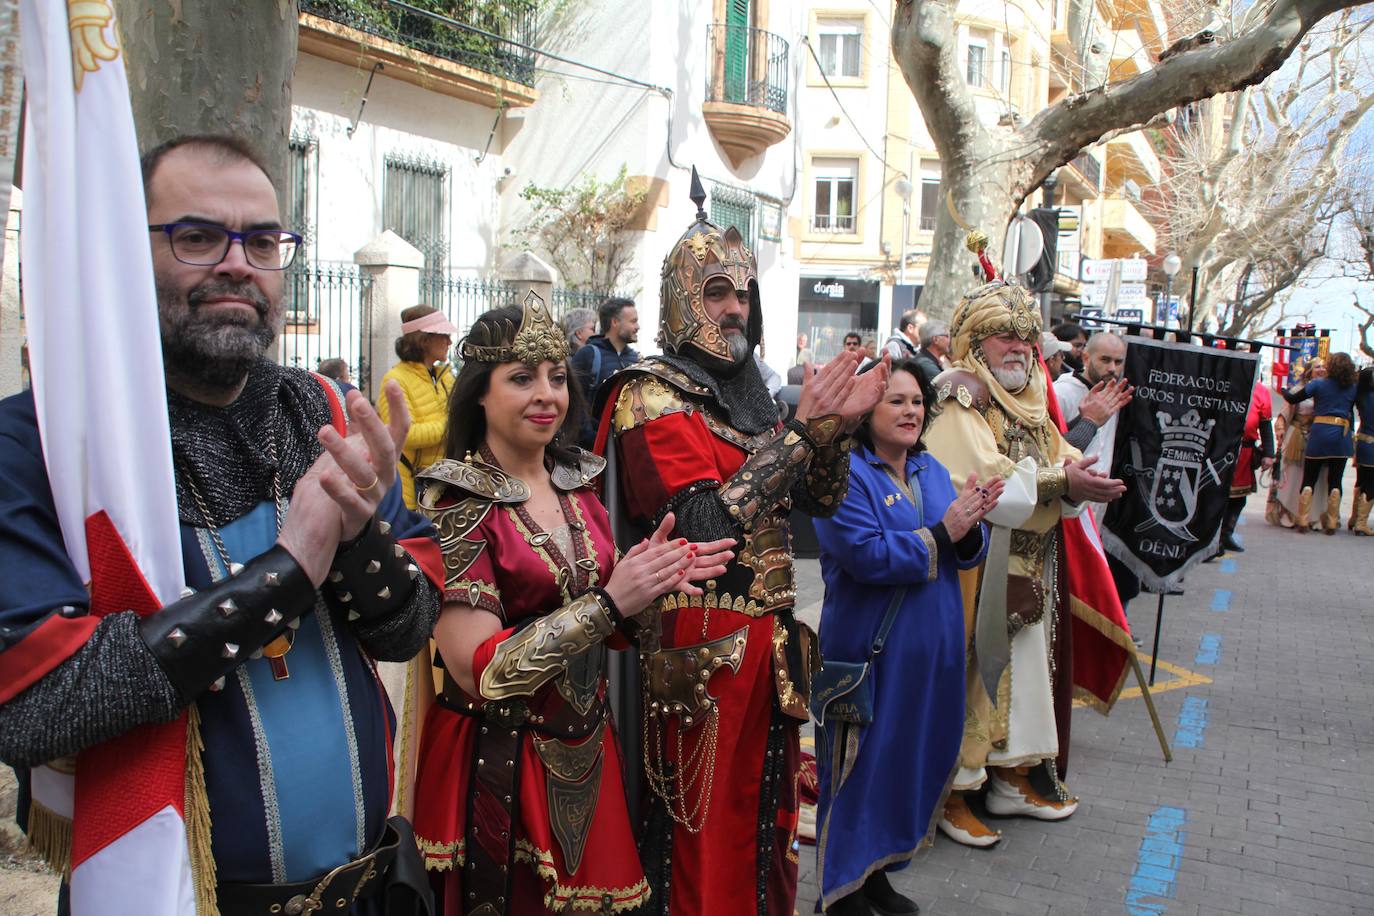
[1002,214,1044,278]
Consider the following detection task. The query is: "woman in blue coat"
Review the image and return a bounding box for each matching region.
[1282,351,1358,533]
[1351,366,1374,535]
[812,359,1002,915]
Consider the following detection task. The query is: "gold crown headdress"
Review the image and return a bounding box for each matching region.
[459,291,570,365]
[948,280,1042,363]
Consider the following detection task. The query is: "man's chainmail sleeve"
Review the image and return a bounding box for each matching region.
[0,611,183,768]
[666,488,744,544]
[1063,415,1098,450]
[349,578,442,662]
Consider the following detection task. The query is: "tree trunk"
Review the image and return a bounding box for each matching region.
[113,0,298,211]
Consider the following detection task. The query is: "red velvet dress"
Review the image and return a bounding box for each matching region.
[412,479,649,914]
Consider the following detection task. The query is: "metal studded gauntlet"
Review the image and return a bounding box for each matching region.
[479,592,615,700]
[323,518,419,623]
[139,545,316,701]
[718,414,844,529]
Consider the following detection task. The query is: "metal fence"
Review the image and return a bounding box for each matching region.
[300,0,539,85]
[277,260,375,397]
[706,24,789,115]
[418,271,517,338]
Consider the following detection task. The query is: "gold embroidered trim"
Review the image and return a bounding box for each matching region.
[917,527,938,581]
[513,839,652,912]
[444,578,502,617]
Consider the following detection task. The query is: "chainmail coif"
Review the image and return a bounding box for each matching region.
[167,358,334,526]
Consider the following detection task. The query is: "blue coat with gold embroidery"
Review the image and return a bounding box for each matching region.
[811,445,986,908]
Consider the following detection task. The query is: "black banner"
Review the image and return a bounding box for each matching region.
[1102,337,1260,592]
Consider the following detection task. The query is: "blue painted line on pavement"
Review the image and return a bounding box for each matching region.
[1125,806,1188,915]
[1210,589,1232,612]
[1173,696,1209,749]
[1219,558,1237,575]
[1195,634,1221,665]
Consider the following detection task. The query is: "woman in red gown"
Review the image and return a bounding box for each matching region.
[411,300,732,914]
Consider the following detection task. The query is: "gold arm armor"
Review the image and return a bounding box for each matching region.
[719,415,840,530]
[479,592,615,700]
[1036,467,1069,503]
[611,367,706,435]
[794,430,853,517]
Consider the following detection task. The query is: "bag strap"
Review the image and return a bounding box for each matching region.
[871,466,922,657]
[590,344,603,388]
[870,585,907,656]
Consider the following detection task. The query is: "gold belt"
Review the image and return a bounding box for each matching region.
[1356,432,1374,444]
[1314,416,1350,429]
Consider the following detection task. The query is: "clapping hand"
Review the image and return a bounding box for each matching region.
[603,513,735,617]
[941,474,1004,541]
[1078,377,1134,426]
[315,382,410,540]
[1064,454,1126,503]
[796,350,892,433]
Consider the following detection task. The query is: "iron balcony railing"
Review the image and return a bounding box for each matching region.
[301,0,538,85]
[706,24,789,116]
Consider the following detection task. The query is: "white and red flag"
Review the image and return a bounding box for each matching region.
[19,0,196,911]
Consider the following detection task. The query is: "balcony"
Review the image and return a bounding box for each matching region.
[298,0,539,109]
[704,24,792,167]
[1060,149,1103,198]
[1102,194,1156,256]
[1107,129,1161,185]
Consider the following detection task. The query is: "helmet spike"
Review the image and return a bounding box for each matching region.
[689,167,708,221]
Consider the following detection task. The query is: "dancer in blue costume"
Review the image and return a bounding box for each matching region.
[812,360,1001,915]
[1281,350,1359,534]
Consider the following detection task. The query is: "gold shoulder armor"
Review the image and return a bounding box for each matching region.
[551,448,607,491]
[416,457,526,588]
[612,373,694,433]
[932,368,990,412]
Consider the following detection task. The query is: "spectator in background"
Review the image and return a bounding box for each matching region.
[560,307,597,354]
[843,331,862,353]
[1040,332,1072,379]
[1052,322,1087,374]
[884,308,923,362]
[571,297,640,448]
[915,319,951,381]
[378,304,457,509]
[316,357,350,384]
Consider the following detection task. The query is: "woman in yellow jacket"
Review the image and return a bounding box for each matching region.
[378,304,458,508]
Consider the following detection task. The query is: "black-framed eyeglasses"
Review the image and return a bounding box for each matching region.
[148,221,302,270]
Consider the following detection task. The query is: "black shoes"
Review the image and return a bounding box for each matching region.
[864,871,920,915]
[1219,533,1244,552]
[825,871,921,916]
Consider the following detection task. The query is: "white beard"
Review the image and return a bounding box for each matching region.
[992,364,1029,391]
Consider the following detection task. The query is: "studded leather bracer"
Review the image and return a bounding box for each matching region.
[479,592,616,700]
[322,518,422,623]
[719,414,844,530]
[139,545,317,701]
[791,429,853,518]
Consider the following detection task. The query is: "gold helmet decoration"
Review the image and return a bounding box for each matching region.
[948,280,1042,364]
[659,168,762,368]
[459,290,570,365]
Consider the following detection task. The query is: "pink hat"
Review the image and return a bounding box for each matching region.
[401,310,458,336]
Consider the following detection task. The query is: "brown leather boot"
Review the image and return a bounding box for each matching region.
[1323,488,1342,535]
[1354,493,1373,536]
[937,791,1001,847]
[1296,486,1313,533]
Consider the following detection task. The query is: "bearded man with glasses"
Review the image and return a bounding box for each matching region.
[0,134,443,914]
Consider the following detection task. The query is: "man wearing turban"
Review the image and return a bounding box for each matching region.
[924,282,1125,847]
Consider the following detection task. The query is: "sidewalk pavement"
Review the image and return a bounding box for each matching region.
[793,496,1374,915]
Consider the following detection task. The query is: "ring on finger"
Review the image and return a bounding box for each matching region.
[354,475,381,494]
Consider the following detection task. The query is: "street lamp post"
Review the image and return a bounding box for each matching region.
[1162,251,1182,327]
[894,176,913,286]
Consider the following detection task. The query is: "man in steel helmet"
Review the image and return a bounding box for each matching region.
[599,172,887,916]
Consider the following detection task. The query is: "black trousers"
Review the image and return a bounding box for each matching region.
[1302,456,1347,491]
